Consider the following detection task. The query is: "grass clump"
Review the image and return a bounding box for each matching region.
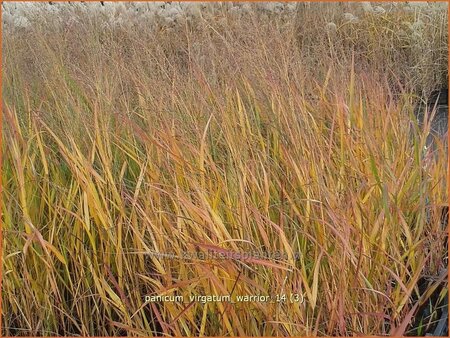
[2,2,448,336]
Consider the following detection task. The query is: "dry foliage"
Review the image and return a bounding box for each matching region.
[2,3,448,336]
